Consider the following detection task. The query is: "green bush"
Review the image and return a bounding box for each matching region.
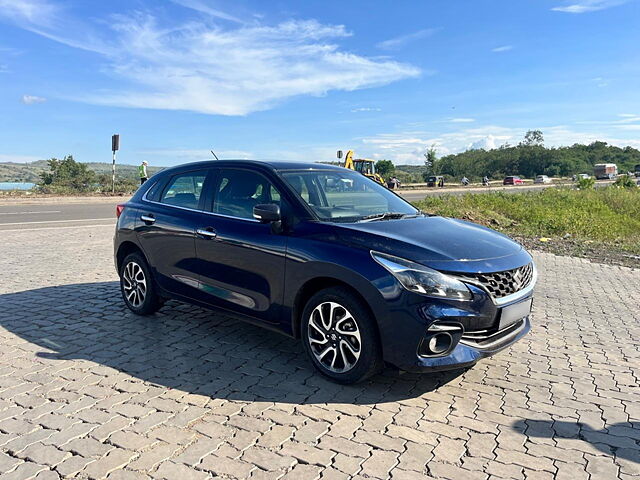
[576,177,595,189]
[37,155,139,194]
[612,175,637,189]
[39,155,95,193]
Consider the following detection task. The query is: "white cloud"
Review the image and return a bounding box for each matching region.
[591,76,609,87]
[0,1,421,116]
[351,107,381,113]
[449,118,475,123]
[492,45,513,53]
[21,94,46,104]
[614,114,640,123]
[0,64,9,73]
[377,28,438,50]
[552,0,630,13]
[0,153,43,163]
[0,0,58,25]
[169,0,244,23]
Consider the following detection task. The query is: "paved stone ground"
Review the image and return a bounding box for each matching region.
[0,225,638,480]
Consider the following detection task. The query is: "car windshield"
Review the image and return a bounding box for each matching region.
[281,170,419,223]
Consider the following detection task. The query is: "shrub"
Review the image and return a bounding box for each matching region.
[612,175,637,189]
[576,177,595,190]
[39,155,95,193]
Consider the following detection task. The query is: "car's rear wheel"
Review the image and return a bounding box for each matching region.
[301,287,383,384]
[120,252,163,315]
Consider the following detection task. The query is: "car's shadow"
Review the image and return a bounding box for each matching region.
[512,419,640,464]
[0,282,465,405]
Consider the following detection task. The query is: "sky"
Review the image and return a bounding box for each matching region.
[0,0,639,166]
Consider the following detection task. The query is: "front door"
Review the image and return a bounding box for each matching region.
[194,168,287,324]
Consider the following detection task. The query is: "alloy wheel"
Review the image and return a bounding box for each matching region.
[307,301,362,373]
[122,261,147,308]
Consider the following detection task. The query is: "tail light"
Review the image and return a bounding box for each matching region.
[116,204,126,218]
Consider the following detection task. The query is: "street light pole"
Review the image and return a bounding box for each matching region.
[111,134,120,194]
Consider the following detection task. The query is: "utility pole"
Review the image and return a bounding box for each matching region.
[111,134,120,194]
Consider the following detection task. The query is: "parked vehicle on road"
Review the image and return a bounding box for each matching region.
[534,175,551,184]
[594,163,617,180]
[634,164,640,178]
[503,176,524,185]
[573,173,590,181]
[114,161,536,384]
[426,175,444,187]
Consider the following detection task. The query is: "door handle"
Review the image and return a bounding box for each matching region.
[196,228,217,239]
[140,214,156,223]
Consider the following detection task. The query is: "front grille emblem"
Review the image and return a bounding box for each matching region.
[455,263,533,299]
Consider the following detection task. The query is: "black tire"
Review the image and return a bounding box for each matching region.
[119,252,163,315]
[301,287,383,384]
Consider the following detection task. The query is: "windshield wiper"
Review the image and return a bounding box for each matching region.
[359,212,418,222]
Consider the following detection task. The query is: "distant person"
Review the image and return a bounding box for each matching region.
[482,176,489,186]
[139,161,149,185]
[387,176,400,189]
[438,177,444,188]
[461,176,469,186]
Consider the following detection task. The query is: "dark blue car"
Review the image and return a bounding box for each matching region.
[114,160,536,384]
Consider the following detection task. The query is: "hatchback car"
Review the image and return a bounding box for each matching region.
[503,176,524,185]
[115,161,536,384]
[534,175,551,184]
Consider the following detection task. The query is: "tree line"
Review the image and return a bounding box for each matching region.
[375,131,640,183]
[38,155,140,194]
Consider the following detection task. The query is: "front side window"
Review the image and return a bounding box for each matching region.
[281,170,418,223]
[160,171,207,209]
[213,169,281,220]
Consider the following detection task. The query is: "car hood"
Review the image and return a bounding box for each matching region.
[334,216,530,273]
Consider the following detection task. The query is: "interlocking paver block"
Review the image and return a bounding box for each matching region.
[154,461,210,480]
[0,221,638,480]
[19,444,70,466]
[82,448,137,479]
[199,455,255,477]
[241,447,297,471]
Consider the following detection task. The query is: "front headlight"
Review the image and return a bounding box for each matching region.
[371,251,472,301]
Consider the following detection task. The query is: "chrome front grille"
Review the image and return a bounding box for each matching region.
[461,263,534,299]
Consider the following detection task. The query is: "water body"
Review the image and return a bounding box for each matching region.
[0,182,36,190]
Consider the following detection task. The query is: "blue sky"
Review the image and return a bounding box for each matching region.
[0,0,639,166]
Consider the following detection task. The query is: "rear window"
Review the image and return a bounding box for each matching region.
[160,171,207,210]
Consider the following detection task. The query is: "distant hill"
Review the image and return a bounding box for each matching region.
[0,160,163,183]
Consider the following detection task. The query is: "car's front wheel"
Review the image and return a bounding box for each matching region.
[301,287,383,384]
[120,252,163,315]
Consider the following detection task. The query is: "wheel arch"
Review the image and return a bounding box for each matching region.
[291,276,383,345]
[116,241,145,273]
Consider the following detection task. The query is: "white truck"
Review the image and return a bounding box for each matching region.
[593,163,617,180]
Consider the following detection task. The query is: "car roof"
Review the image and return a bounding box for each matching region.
[158,159,344,174]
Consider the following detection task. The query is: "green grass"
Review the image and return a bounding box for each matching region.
[413,187,640,254]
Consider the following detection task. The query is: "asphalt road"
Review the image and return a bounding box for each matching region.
[0,180,612,230]
[0,202,118,230]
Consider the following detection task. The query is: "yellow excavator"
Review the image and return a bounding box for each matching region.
[337,150,386,186]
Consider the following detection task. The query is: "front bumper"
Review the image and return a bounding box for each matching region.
[378,281,534,373]
[402,315,531,373]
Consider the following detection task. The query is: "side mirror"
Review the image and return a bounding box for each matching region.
[253,204,281,223]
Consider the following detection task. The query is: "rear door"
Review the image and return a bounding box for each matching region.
[194,168,288,324]
[136,169,212,300]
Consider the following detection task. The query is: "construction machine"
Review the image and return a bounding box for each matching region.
[337,150,386,185]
